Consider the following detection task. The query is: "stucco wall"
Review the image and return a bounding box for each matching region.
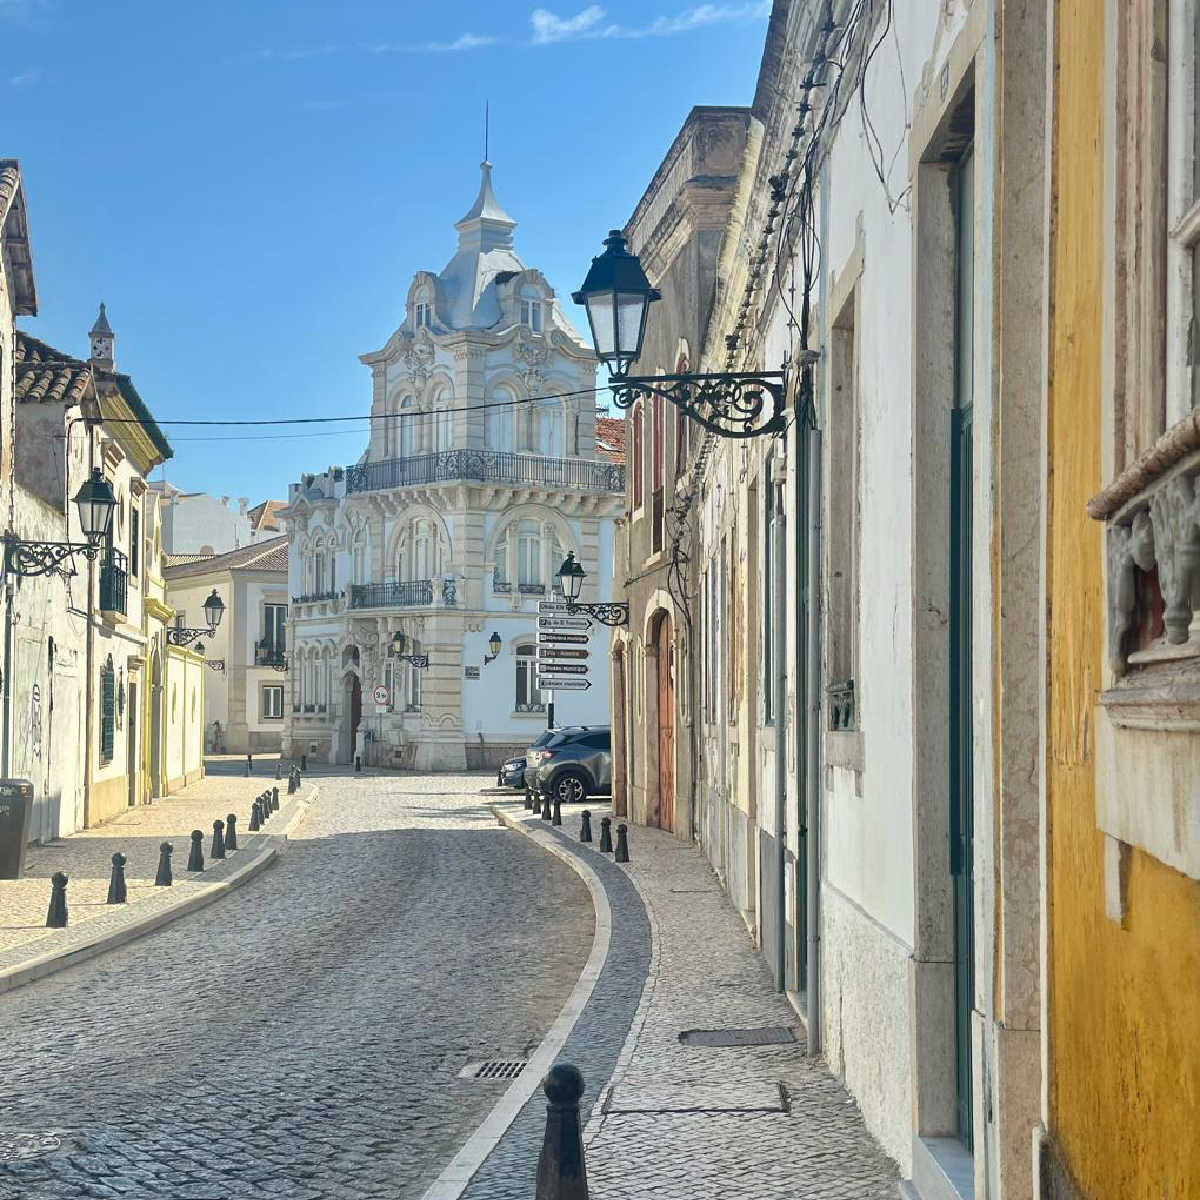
[1045,4,1200,1195]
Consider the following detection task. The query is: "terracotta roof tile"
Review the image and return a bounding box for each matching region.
[247,498,287,532]
[163,534,288,580]
[14,331,93,406]
[595,415,627,463]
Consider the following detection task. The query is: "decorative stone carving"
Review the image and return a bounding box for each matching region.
[402,331,436,390]
[1149,475,1200,643]
[1107,513,1155,675]
[514,330,549,391]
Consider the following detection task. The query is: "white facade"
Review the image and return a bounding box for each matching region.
[282,163,623,770]
[150,484,255,557]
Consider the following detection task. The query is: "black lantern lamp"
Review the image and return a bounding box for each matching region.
[484,631,502,666]
[3,468,118,577]
[555,553,629,627]
[167,589,225,648]
[575,230,788,439]
[391,628,429,670]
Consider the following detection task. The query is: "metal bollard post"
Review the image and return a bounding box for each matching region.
[225,814,238,852]
[599,817,613,853]
[525,788,534,812]
[552,794,563,826]
[248,800,262,832]
[535,1063,588,1200]
[286,771,295,796]
[275,760,282,781]
[271,786,280,813]
[300,754,307,772]
[211,819,226,860]
[154,841,173,886]
[580,811,592,843]
[541,790,553,821]
[46,871,68,927]
[106,852,127,904]
[187,830,205,872]
[615,823,630,863]
[247,753,254,776]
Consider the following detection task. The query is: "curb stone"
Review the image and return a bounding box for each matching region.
[0,786,318,997]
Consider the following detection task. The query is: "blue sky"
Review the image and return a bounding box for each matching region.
[4,0,770,505]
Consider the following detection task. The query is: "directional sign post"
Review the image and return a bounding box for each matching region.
[537,677,592,691]
[538,599,597,721]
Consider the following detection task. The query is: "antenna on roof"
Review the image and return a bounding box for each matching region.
[484,100,490,162]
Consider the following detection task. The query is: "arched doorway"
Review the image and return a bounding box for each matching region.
[651,611,675,832]
[340,672,362,765]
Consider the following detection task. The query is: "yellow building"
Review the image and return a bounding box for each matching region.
[1040,2,1200,1196]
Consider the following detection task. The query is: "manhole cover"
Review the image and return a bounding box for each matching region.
[679,1026,797,1047]
[458,1060,527,1081]
[0,1133,61,1162]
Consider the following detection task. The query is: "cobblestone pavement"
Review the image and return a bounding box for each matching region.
[477,803,899,1200]
[0,760,297,960]
[0,773,593,1200]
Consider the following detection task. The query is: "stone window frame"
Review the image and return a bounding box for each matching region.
[1090,0,1200,887]
[262,684,284,722]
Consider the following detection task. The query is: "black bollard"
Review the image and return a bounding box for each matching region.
[211,819,226,860]
[541,790,553,821]
[535,1063,588,1200]
[615,823,630,863]
[552,794,563,826]
[286,771,295,796]
[106,852,128,904]
[524,788,534,811]
[580,811,592,843]
[599,817,613,853]
[247,753,254,776]
[154,841,173,886]
[262,791,272,818]
[46,871,68,927]
[225,814,238,852]
[271,786,280,813]
[300,753,307,772]
[187,829,205,872]
[248,800,261,832]
[275,760,281,781]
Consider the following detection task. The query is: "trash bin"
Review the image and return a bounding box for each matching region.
[0,779,34,880]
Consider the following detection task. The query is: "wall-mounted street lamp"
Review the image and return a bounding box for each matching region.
[3,468,118,577]
[483,631,502,666]
[167,589,225,648]
[574,230,787,439]
[556,553,629,627]
[390,630,429,670]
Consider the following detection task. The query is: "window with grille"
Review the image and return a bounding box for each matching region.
[100,655,115,765]
[515,643,544,711]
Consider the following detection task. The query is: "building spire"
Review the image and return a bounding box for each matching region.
[89,301,115,370]
[484,100,490,163]
[454,160,516,252]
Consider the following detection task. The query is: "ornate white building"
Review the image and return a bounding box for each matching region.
[280,162,623,770]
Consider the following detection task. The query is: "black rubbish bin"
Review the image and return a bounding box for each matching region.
[0,779,34,880]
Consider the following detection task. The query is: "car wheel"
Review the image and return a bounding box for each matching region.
[554,769,589,806]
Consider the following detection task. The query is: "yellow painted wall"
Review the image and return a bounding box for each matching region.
[1047,4,1200,1195]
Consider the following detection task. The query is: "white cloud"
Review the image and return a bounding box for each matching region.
[421,33,500,52]
[9,68,41,87]
[254,32,497,62]
[529,2,769,44]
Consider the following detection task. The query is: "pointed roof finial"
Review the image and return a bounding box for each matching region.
[484,100,490,164]
[455,160,515,233]
[90,301,113,337]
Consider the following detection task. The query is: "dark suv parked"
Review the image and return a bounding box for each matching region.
[531,726,612,805]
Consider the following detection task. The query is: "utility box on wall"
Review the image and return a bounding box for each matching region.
[0,779,35,879]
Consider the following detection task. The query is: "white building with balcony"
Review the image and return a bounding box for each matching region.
[280,162,624,771]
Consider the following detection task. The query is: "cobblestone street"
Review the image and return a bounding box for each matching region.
[0,773,593,1200]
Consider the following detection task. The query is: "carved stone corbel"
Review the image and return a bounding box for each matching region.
[1107,511,1155,676]
[1150,475,1200,643]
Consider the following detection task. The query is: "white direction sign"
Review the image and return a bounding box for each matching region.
[538,677,592,691]
[537,600,575,615]
[539,616,592,631]
[539,632,589,645]
[537,662,589,675]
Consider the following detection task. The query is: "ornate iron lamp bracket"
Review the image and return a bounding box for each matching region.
[166,627,213,648]
[564,601,630,627]
[3,536,100,578]
[396,654,430,670]
[205,659,227,673]
[610,370,788,439]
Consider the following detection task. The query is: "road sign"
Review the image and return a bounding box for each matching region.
[537,662,589,675]
[538,632,589,645]
[372,685,389,705]
[538,647,589,660]
[539,617,592,631]
[537,600,574,614]
[538,677,592,691]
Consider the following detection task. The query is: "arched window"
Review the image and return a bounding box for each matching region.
[494,518,566,595]
[398,397,416,458]
[313,539,326,594]
[397,518,443,582]
[435,401,452,452]
[351,527,367,584]
[414,286,433,329]
[541,401,563,458]
[515,642,544,712]
[487,386,515,451]
[519,287,543,332]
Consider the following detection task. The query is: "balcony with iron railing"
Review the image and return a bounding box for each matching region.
[291,590,343,605]
[345,449,625,496]
[348,579,434,610]
[99,548,129,618]
[254,639,287,668]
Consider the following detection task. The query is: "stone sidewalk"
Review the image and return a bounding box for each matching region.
[485,801,899,1200]
[0,766,311,982]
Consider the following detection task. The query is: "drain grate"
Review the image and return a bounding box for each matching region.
[0,1133,61,1163]
[459,1060,527,1081]
[679,1026,797,1047]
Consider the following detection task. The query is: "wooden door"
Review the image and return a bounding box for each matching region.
[656,613,675,832]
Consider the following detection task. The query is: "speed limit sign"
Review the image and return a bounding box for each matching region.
[373,685,390,706]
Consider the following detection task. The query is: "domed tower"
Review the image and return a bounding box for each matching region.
[88,302,115,371]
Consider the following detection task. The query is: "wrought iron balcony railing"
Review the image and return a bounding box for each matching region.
[99,549,128,617]
[291,590,343,605]
[254,640,287,668]
[345,450,625,495]
[493,576,513,594]
[348,579,434,610]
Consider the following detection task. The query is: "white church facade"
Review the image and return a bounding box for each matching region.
[280,163,623,770]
